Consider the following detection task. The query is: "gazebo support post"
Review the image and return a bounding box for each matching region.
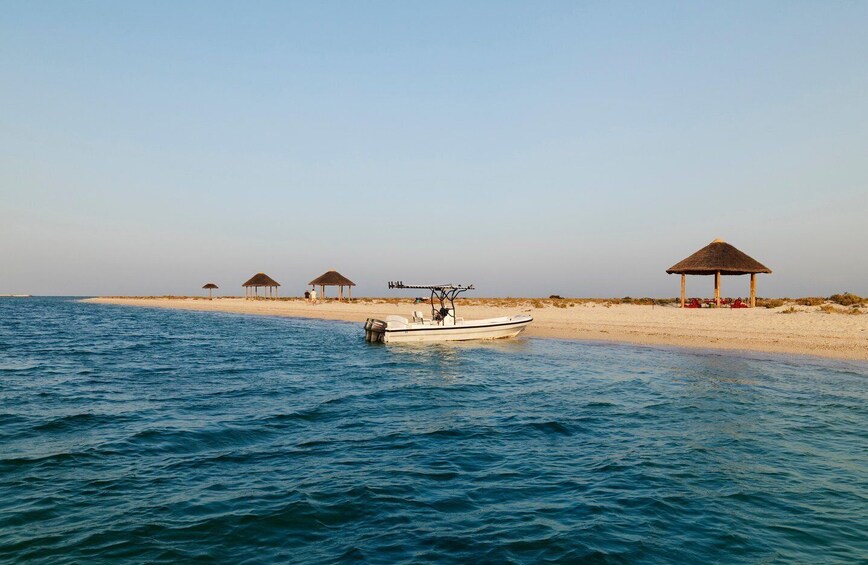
[714,271,721,307]
[680,274,686,308]
[750,273,756,308]
[348,287,352,300]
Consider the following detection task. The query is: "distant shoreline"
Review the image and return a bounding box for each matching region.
[82,297,868,362]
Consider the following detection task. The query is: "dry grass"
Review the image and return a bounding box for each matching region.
[829,293,865,307]
[95,295,867,315]
[819,304,864,315]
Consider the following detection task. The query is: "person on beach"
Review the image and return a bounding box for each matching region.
[310,287,317,305]
[304,290,310,301]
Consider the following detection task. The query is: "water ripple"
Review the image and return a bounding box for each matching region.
[0,297,866,563]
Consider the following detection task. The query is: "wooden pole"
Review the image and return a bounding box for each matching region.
[349,286,352,300]
[750,273,756,308]
[680,274,686,308]
[714,271,721,307]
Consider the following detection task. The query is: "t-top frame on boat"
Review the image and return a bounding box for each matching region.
[388,281,475,322]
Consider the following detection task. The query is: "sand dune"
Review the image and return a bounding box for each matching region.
[83,297,868,361]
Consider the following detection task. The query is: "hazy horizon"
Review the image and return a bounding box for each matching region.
[3,2,867,298]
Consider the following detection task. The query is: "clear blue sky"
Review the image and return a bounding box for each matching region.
[2,1,866,297]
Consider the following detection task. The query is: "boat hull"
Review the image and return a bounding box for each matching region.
[365,316,532,343]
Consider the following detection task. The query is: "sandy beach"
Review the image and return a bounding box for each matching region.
[84,297,868,361]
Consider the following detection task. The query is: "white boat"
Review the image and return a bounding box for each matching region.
[364,282,533,343]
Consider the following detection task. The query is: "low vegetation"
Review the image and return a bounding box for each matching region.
[819,304,864,315]
[97,294,867,315]
[829,293,865,307]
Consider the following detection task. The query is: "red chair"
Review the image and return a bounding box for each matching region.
[685,298,701,308]
[731,298,749,309]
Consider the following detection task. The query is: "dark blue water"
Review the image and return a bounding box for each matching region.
[1,298,866,563]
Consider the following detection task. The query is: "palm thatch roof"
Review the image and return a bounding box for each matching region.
[242,273,280,287]
[309,270,355,287]
[667,239,771,276]
[202,283,218,289]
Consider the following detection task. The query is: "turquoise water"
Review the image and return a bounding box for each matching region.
[1,298,866,563]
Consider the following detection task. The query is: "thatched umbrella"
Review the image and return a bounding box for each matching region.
[667,238,771,308]
[242,273,280,300]
[202,283,218,300]
[308,270,356,301]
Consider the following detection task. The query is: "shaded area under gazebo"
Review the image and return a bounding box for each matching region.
[202,283,218,300]
[309,270,356,301]
[242,273,280,300]
[666,239,771,308]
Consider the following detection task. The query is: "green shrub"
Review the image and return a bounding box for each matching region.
[796,297,825,306]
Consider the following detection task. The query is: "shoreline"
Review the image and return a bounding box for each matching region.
[82,297,868,362]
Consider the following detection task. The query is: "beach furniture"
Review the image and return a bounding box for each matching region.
[242,273,280,300]
[666,238,772,308]
[202,283,218,299]
[308,270,355,301]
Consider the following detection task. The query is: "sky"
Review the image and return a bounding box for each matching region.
[2,1,866,298]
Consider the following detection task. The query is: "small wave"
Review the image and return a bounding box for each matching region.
[526,421,573,436]
[0,361,41,371]
[0,450,98,469]
[34,412,124,433]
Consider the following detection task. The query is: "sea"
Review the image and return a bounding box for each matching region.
[1,297,866,563]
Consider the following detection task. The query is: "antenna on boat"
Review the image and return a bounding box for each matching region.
[388,281,475,320]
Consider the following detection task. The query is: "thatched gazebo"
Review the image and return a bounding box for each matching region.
[667,238,771,308]
[309,270,356,301]
[242,273,280,300]
[202,283,218,300]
